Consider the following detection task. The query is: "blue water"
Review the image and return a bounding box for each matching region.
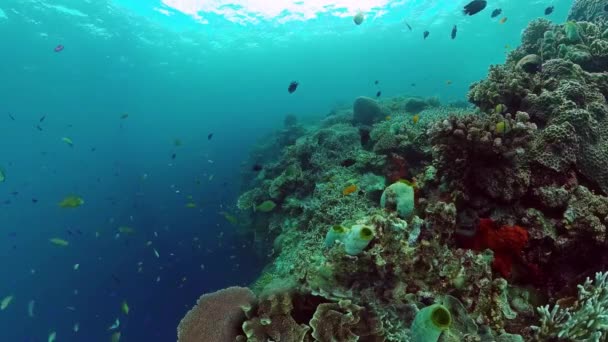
[0,0,571,340]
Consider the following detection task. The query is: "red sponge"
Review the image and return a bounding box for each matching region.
[474,218,529,278]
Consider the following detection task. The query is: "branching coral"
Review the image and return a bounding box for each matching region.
[532,271,608,340]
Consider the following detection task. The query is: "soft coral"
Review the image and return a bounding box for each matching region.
[474,218,529,278]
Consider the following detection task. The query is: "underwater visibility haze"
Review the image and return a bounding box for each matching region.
[6,0,608,341]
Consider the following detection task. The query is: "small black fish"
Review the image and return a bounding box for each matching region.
[463,0,487,16]
[171,153,176,160]
[374,80,379,85]
[423,31,429,39]
[91,147,96,152]
[111,274,121,284]
[376,91,382,97]
[207,133,213,140]
[491,9,502,18]
[76,229,83,235]
[11,191,18,196]
[8,114,15,121]
[287,81,299,94]
[3,200,10,205]
[544,6,554,15]
[411,83,416,87]
[252,164,263,172]
[67,230,73,236]
[39,115,46,122]
[31,198,38,203]
[451,25,457,39]
[405,22,412,31]
[35,125,42,131]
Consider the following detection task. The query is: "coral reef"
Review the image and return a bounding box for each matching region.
[182,2,608,340]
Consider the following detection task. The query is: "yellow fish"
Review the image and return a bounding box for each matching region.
[185,202,197,208]
[121,301,129,315]
[118,226,135,234]
[412,114,420,124]
[58,195,84,208]
[495,121,511,134]
[494,103,507,114]
[499,17,508,24]
[342,184,358,196]
[1,295,13,310]
[385,115,391,121]
[61,137,74,147]
[50,238,69,247]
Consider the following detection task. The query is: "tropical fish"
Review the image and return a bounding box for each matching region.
[353,11,364,25]
[73,263,80,270]
[48,331,56,342]
[495,121,511,134]
[207,133,213,140]
[58,195,84,208]
[8,113,15,121]
[405,22,412,31]
[463,0,487,15]
[39,115,46,122]
[491,8,502,18]
[120,113,129,119]
[256,200,276,212]
[0,168,5,183]
[121,301,129,315]
[499,17,508,24]
[185,202,197,208]
[153,248,160,258]
[288,81,299,93]
[412,114,420,124]
[111,332,121,342]
[446,80,452,85]
[61,137,74,147]
[54,45,64,52]
[118,226,135,234]
[374,80,379,85]
[1,295,13,310]
[174,138,182,146]
[385,116,391,121]
[423,31,429,39]
[50,238,69,246]
[451,25,457,39]
[220,211,238,225]
[376,91,382,97]
[494,103,507,114]
[545,6,554,15]
[73,323,80,333]
[28,299,35,317]
[342,184,358,196]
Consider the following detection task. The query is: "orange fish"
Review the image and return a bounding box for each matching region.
[342,184,357,196]
[499,17,508,24]
[412,114,420,124]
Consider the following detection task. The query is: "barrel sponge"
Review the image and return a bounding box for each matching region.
[381,182,415,218]
[177,286,255,342]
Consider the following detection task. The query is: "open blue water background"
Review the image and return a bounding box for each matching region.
[0,0,570,340]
